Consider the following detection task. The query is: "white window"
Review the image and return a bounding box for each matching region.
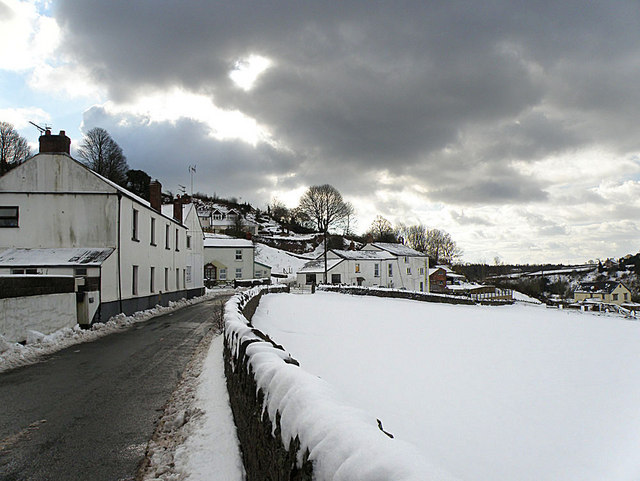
[150,266,155,293]
[388,264,393,277]
[176,268,180,289]
[404,256,408,263]
[355,263,360,273]
[419,267,424,275]
[132,265,139,295]
[183,269,186,288]
[235,268,242,279]
[165,225,170,249]
[220,268,227,280]
[186,235,191,249]
[374,263,380,277]
[132,208,139,241]
[164,268,169,291]
[186,266,192,283]
[150,218,156,245]
[407,267,411,275]
[213,213,223,220]
[235,249,242,261]
[175,229,179,251]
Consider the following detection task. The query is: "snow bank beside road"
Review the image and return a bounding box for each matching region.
[0,289,233,373]
[225,287,457,481]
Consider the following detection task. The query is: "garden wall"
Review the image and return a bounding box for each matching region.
[223,285,451,481]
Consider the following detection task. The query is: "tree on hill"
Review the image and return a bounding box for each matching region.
[298,184,352,283]
[367,215,396,242]
[126,169,151,200]
[77,127,129,186]
[0,122,31,175]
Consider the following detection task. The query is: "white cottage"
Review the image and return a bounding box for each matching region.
[203,234,269,282]
[0,130,205,327]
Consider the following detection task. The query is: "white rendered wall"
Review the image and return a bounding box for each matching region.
[0,293,76,343]
[203,246,254,280]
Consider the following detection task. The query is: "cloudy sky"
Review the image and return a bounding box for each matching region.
[2,0,640,264]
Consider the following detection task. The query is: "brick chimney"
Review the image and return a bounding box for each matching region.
[149,180,162,212]
[39,130,71,154]
[173,195,183,224]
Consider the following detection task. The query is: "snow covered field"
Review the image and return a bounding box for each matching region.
[252,292,640,481]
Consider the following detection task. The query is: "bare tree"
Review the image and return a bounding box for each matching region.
[77,127,129,186]
[0,122,31,175]
[298,184,352,283]
[399,225,462,264]
[401,224,429,252]
[342,201,356,236]
[367,215,397,242]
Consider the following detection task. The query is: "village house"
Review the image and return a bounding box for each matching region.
[0,130,204,341]
[203,234,270,283]
[197,205,259,236]
[428,267,448,293]
[296,243,429,292]
[573,281,632,306]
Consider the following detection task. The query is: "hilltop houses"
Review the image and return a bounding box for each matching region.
[573,281,632,306]
[197,205,259,236]
[0,130,204,340]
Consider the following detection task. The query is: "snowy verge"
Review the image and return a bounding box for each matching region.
[224,286,458,481]
[0,288,234,374]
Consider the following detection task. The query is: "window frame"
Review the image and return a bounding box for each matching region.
[132,208,139,241]
[150,217,156,246]
[0,206,19,228]
[235,249,243,261]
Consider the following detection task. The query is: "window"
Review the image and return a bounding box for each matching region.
[204,264,216,279]
[374,263,380,277]
[420,281,424,292]
[355,263,360,273]
[235,249,242,261]
[419,267,424,275]
[150,218,156,245]
[132,265,139,295]
[175,229,179,251]
[164,268,169,291]
[13,268,37,274]
[404,256,408,263]
[331,273,341,284]
[165,225,170,249]
[186,266,192,283]
[74,267,88,277]
[624,293,629,300]
[407,267,411,275]
[219,268,227,280]
[0,206,19,227]
[11,269,24,274]
[176,268,180,289]
[235,268,242,279]
[183,269,186,288]
[150,267,155,293]
[213,213,223,220]
[186,235,191,249]
[388,264,393,277]
[132,208,139,241]
[305,273,316,285]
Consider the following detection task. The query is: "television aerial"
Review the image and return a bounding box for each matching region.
[28,121,51,134]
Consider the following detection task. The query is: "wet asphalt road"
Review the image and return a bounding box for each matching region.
[0,294,230,481]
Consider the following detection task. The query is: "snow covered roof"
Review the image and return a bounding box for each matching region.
[298,258,343,273]
[576,281,628,294]
[330,249,395,261]
[203,237,254,248]
[370,242,426,257]
[0,247,114,266]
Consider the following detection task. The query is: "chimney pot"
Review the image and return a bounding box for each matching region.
[39,129,70,154]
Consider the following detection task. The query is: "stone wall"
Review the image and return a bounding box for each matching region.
[318,284,477,305]
[223,285,313,481]
[0,275,75,299]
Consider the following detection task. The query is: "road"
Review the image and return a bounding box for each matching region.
[0,294,230,481]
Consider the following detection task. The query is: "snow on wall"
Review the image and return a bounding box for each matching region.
[0,293,76,343]
[224,286,458,481]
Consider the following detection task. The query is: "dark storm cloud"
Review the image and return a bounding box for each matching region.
[56,0,640,207]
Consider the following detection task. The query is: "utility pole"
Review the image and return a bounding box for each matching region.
[188,165,196,196]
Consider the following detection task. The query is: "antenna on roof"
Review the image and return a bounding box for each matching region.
[188,165,196,196]
[178,184,187,195]
[29,121,51,134]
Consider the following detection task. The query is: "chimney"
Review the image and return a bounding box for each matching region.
[39,130,71,154]
[173,195,183,224]
[149,180,162,212]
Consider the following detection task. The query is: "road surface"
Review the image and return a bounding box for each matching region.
[0,294,230,481]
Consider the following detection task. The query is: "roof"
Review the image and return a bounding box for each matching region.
[428,267,446,275]
[298,258,343,273]
[0,247,114,267]
[254,261,272,269]
[330,249,395,261]
[370,242,426,257]
[161,203,195,222]
[203,237,254,248]
[576,281,628,294]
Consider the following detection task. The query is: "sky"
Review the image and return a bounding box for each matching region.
[1,0,639,264]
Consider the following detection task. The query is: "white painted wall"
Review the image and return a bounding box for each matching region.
[0,293,76,343]
[203,246,255,280]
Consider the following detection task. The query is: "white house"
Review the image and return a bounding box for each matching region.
[0,130,205,329]
[296,243,429,292]
[197,205,259,235]
[361,242,429,292]
[203,234,269,282]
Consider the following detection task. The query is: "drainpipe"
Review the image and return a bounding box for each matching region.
[117,192,123,314]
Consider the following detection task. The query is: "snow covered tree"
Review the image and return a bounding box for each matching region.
[0,122,31,175]
[77,127,129,186]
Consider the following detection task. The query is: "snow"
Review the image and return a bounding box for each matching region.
[225,288,458,481]
[251,292,640,481]
[203,237,253,248]
[511,290,544,304]
[173,335,245,481]
[0,247,114,266]
[0,288,233,373]
[254,242,309,279]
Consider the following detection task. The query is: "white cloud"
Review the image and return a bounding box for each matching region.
[229,54,272,91]
[0,106,49,128]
